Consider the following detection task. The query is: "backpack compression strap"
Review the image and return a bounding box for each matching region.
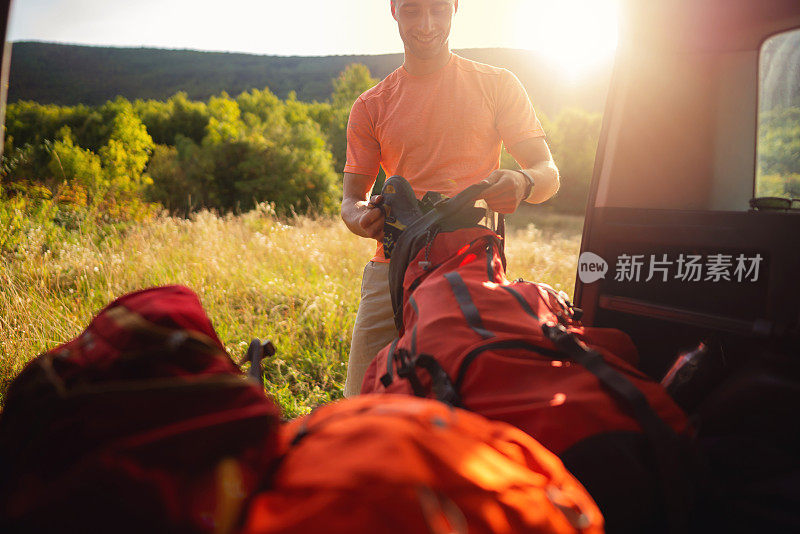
[541,323,695,534]
[388,181,498,332]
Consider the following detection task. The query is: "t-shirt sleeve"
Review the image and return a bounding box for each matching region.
[343,97,381,177]
[495,70,546,148]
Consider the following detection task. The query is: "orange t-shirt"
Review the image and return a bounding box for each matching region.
[345,53,545,262]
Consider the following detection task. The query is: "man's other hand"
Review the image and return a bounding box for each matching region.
[358,195,385,240]
[480,169,528,214]
[342,172,386,241]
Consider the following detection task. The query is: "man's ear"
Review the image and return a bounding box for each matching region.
[391,1,397,19]
[454,0,458,13]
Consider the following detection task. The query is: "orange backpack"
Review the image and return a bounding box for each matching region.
[362,207,695,531]
[241,394,603,534]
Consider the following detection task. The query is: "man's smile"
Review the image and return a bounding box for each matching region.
[413,34,439,44]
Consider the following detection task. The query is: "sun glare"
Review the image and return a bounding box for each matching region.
[514,0,620,79]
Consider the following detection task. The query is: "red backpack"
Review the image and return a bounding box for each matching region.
[241,394,604,534]
[361,183,695,532]
[0,285,281,533]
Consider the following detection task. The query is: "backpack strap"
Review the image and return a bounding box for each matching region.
[443,272,495,340]
[388,182,501,332]
[394,351,462,408]
[413,354,462,407]
[379,338,401,388]
[542,322,695,533]
[497,213,507,272]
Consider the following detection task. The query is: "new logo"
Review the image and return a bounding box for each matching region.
[578,252,608,284]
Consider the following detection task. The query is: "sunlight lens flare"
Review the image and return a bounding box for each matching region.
[514,0,619,79]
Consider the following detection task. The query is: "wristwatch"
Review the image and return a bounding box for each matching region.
[517,169,535,200]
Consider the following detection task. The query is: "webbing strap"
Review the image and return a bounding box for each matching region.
[389,181,497,332]
[476,218,504,282]
[541,323,691,532]
[500,285,540,321]
[444,272,495,340]
[485,241,494,280]
[413,354,461,406]
[497,213,507,271]
[541,325,672,439]
[396,349,427,398]
[380,338,400,388]
[409,297,420,356]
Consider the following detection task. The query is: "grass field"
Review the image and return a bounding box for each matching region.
[0,206,583,416]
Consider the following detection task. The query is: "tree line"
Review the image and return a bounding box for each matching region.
[4,60,798,238]
[1,66,370,221]
[9,42,610,115]
[1,63,612,227]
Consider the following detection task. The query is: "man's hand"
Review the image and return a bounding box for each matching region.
[479,137,560,213]
[480,169,528,214]
[357,195,385,240]
[342,172,387,240]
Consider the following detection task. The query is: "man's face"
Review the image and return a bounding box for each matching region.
[392,0,457,60]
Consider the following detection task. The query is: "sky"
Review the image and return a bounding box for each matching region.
[8,0,620,77]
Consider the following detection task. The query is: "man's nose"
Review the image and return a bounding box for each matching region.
[419,11,436,33]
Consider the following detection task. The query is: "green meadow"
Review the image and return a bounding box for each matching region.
[0,208,582,416]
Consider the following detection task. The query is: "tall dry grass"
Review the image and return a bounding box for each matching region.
[0,206,582,416]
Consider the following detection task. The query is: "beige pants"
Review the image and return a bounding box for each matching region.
[344,261,398,397]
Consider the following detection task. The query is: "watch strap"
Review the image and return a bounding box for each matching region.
[517,169,535,200]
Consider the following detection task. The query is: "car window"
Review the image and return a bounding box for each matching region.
[755,28,800,202]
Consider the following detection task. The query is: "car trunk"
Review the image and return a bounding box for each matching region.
[574,0,800,379]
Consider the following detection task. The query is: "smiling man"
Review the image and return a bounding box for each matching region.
[341,0,560,396]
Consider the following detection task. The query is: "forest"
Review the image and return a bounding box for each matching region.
[1,55,798,258]
[8,42,611,114]
[0,62,611,252]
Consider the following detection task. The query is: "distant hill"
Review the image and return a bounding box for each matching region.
[8,41,611,117]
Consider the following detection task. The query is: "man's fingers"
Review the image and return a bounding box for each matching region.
[363,216,384,240]
[359,205,385,239]
[367,195,386,216]
[482,173,502,185]
[479,170,523,214]
[485,198,515,214]
[370,226,385,241]
[479,171,509,197]
[482,184,517,214]
[362,206,383,224]
[481,182,514,203]
[483,181,513,197]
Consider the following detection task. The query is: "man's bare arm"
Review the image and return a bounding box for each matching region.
[341,172,385,240]
[511,136,560,204]
[480,137,560,213]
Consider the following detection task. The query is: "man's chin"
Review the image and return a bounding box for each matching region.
[406,43,448,61]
